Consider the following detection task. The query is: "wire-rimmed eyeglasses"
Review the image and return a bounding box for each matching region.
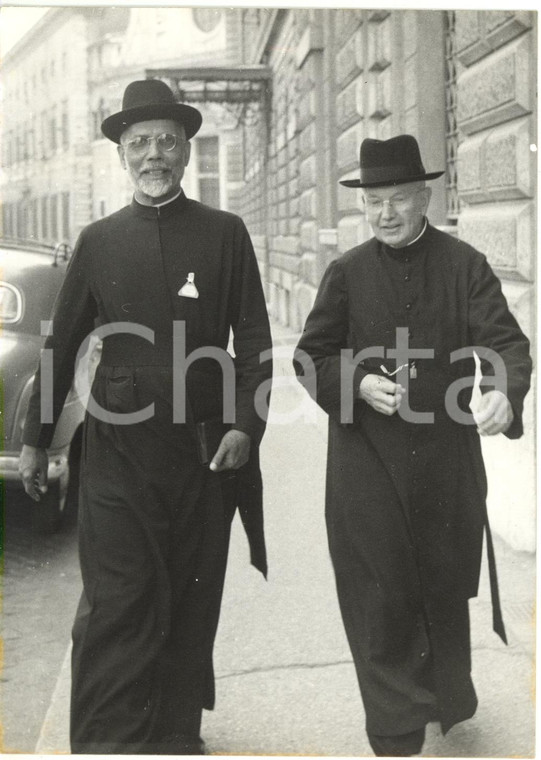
[363,189,424,213]
[122,133,185,155]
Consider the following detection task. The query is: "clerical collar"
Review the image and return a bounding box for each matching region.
[134,188,183,208]
[405,217,428,247]
[131,190,189,219]
[380,218,429,261]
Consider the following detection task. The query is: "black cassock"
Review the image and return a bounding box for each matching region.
[23,193,272,753]
[295,224,531,737]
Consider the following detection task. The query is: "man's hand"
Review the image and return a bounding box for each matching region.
[210,430,251,472]
[473,390,514,436]
[19,445,49,501]
[359,374,405,416]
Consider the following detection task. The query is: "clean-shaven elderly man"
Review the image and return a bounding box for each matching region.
[294,135,531,756]
[19,79,272,755]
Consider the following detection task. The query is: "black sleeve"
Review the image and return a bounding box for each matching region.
[229,218,273,445]
[22,233,98,448]
[467,253,532,439]
[293,259,367,422]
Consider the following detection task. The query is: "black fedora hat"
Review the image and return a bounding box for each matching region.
[101,79,203,143]
[340,134,444,188]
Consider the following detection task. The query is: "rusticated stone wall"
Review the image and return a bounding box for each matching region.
[239,8,536,551]
[454,10,536,550]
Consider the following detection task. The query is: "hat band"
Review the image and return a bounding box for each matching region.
[361,163,425,184]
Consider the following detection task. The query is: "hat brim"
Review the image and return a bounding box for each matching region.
[340,170,445,188]
[101,103,202,143]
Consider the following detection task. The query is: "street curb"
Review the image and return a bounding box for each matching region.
[35,643,71,754]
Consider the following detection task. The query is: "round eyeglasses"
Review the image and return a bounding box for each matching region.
[122,133,184,154]
[363,189,423,213]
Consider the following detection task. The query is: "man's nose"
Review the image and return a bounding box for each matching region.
[146,138,162,158]
[380,200,395,219]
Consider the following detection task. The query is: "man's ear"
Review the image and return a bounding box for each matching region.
[183,141,192,167]
[117,144,127,169]
[422,186,432,213]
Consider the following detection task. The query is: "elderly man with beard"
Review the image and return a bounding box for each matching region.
[19,79,272,754]
[294,135,531,756]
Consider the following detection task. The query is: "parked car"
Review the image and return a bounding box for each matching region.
[0,238,87,532]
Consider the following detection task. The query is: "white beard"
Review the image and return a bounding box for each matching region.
[136,175,173,198]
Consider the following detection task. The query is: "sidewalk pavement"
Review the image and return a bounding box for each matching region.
[36,321,535,757]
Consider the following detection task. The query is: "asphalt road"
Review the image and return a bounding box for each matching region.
[0,485,81,753]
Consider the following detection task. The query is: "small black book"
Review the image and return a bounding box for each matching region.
[195,418,231,466]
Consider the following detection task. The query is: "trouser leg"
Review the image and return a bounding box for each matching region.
[70,493,169,754]
[367,726,426,757]
[149,471,238,751]
[71,466,226,753]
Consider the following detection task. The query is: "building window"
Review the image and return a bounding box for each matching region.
[444,11,460,223]
[93,98,109,140]
[50,194,58,240]
[2,204,14,238]
[24,125,32,161]
[41,111,48,158]
[61,102,69,150]
[62,192,70,240]
[41,196,49,239]
[16,202,26,239]
[50,107,57,153]
[32,198,39,239]
[32,116,38,160]
[4,131,13,167]
[196,136,220,208]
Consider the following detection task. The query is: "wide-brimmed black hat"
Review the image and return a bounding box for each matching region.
[101,79,203,143]
[340,134,444,188]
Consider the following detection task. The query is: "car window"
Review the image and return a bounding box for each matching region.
[0,281,23,324]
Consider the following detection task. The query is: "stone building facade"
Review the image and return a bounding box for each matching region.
[235,8,536,550]
[0,8,536,550]
[1,6,246,243]
[1,8,94,245]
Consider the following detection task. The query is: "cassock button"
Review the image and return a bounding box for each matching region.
[420,651,427,658]
[404,274,411,282]
[406,302,412,310]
